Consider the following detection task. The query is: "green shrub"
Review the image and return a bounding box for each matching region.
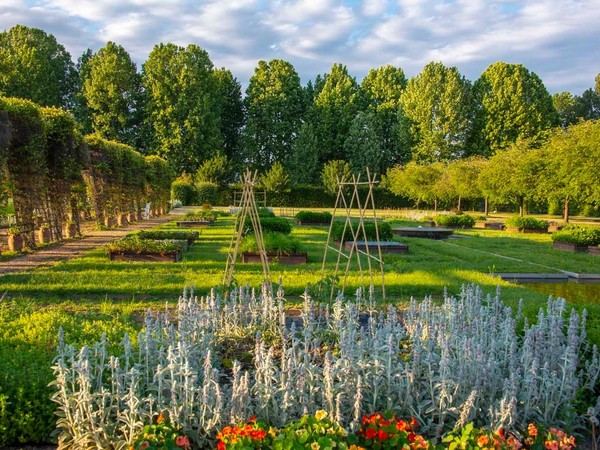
[434,214,476,228]
[551,226,600,246]
[195,181,218,205]
[106,236,186,254]
[136,230,199,243]
[241,232,304,255]
[171,179,197,206]
[244,217,291,235]
[257,208,275,217]
[506,216,549,230]
[294,211,332,224]
[331,221,393,242]
[183,210,218,222]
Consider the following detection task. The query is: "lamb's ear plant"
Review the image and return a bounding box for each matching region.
[51,284,600,448]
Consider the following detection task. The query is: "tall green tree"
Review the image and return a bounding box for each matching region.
[321,160,352,194]
[387,161,444,210]
[72,49,94,134]
[538,120,600,222]
[553,91,579,128]
[344,111,384,176]
[474,62,558,154]
[243,59,305,170]
[289,122,320,185]
[82,42,142,146]
[213,68,244,163]
[142,43,221,174]
[399,62,476,162]
[0,25,76,108]
[359,65,408,165]
[314,64,359,163]
[439,157,486,211]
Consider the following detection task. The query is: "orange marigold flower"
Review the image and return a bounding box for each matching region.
[396,420,409,432]
[545,440,558,450]
[528,424,538,437]
[157,412,165,424]
[478,435,490,447]
[222,426,232,435]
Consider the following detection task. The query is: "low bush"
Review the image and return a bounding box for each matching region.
[183,210,218,222]
[294,210,332,224]
[505,216,549,230]
[244,217,291,235]
[137,230,199,243]
[240,232,304,255]
[331,221,393,242]
[551,226,600,246]
[106,236,186,255]
[434,214,476,228]
[171,179,197,206]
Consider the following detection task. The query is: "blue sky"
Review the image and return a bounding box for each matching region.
[2,0,599,94]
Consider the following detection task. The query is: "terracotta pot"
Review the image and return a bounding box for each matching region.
[8,234,24,252]
[117,214,128,226]
[104,216,117,228]
[64,223,78,238]
[37,228,52,244]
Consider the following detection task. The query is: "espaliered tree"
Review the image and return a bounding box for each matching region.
[40,107,86,239]
[0,97,47,247]
[145,155,174,214]
[84,134,147,226]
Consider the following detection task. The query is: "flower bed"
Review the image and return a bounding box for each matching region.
[551,225,600,252]
[177,210,217,227]
[433,213,475,229]
[52,285,597,449]
[294,210,332,226]
[137,230,199,246]
[505,216,549,233]
[240,232,306,264]
[106,236,187,262]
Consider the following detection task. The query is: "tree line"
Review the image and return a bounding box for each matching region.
[1,24,599,219]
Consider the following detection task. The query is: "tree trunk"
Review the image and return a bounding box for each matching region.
[484,197,489,216]
[457,195,462,212]
[434,198,438,212]
[563,197,570,223]
[519,197,524,217]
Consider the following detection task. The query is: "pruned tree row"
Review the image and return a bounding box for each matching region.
[0,96,174,249]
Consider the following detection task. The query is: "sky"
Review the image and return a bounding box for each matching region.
[1,0,599,94]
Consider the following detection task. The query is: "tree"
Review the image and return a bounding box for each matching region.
[478,141,545,217]
[321,160,352,194]
[0,25,76,108]
[314,64,359,163]
[243,59,305,169]
[359,65,408,165]
[387,162,444,210]
[195,154,230,185]
[553,91,579,128]
[344,111,384,176]
[142,43,221,174]
[82,42,142,146]
[72,49,94,134]
[474,62,558,154]
[259,161,290,194]
[288,122,321,185]
[538,120,600,222]
[573,89,600,121]
[440,157,486,211]
[399,62,476,162]
[214,68,244,163]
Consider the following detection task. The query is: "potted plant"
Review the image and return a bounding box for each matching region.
[7,226,24,252]
[241,232,307,264]
[37,223,52,244]
[63,220,78,238]
[551,226,600,252]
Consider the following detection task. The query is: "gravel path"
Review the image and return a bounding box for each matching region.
[0,207,190,276]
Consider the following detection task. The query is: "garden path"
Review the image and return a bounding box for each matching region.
[0,207,191,276]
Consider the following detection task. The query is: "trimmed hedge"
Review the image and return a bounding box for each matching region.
[505,216,549,230]
[551,226,600,246]
[331,221,393,242]
[171,179,197,206]
[295,211,332,224]
[434,214,476,228]
[245,217,292,235]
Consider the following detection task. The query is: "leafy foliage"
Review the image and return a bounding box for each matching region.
[183,210,218,222]
[434,214,476,228]
[259,161,290,194]
[106,235,186,254]
[331,221,393,242]
[551,226,600,246]
[171,177,197,206]
[321,160,352,195]
[505,216,549,230]
[240,232,304,255]
[196,181,218,205]
[244,216,292,235]
[294,211,332,224]
[137,230,199,243]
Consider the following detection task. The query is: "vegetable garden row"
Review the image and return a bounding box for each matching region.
[0,96,173,249]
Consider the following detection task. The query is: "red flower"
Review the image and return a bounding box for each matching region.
[378,430,389,440]
[176,435,191,449]
[408,432,416,442]
[365,428,377,439]
[410,417,419,428]
[249,416,257,423]
[217,441,226,450]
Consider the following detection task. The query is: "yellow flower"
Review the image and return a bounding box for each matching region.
[296,429,306,436]
[311,442,321,450]
[315,410,328,421]
[269,426,277,437]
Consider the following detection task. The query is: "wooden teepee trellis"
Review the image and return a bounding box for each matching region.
[320,167,385,301]
[223,169,271,288]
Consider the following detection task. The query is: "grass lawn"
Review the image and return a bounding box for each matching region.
[1,209,600,444]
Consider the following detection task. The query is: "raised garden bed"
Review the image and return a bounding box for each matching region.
[474,222,505,230]
[589,246,600,255]
[553,241,588,253]
[109,250,183,262]
[242,251,307,264]
[392,227,453,240]
[345,240,408,254]
[548,224,565,232]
